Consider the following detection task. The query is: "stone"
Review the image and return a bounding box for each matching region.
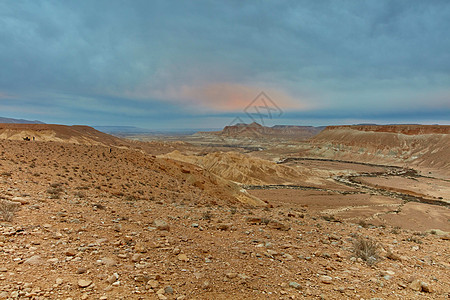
[78,279,92,288]
[101,257,117,267]
[164,286,174,294]
[320,275,333,284]
[24,255,43,265]
[56,278,63,285]
[148,280,159,289]
[409,279,422,291]
[153,219,169,231]
[106,273,119,284]
[226,272,237,279]
[11,197,29,205]
[421,281,432,293]
[386,250,402,261]
[131,253,142,262]
[134,242,147,253]
[77,267,88,274]
[65,249,77,256]
[289,281,302,290]
[267,220,290,231]
[216,223,232,231]
[202,281,210,289]
[177,253,189,262]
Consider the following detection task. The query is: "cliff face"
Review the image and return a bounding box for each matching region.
[324,125,450,135]
[218,122,323,139]
[310,125,450,175]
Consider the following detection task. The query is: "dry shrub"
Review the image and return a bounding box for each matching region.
[0,200,20,222]
[352,236,380,265]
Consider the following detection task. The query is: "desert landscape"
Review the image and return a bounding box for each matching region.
[1,2,449,299]
[0,122,448,300]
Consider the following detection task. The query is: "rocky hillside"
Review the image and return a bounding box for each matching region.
[309,125,450,176]
[0,124,131,147]
[200,122,324,140]
[161,151,327,186]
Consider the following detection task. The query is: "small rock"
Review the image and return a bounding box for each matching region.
[56,278,63,285]
[24,255,43,265]
[153,219,170,231]
[177,253,189,262]
[421,281,432,293]
[267,220,290,231]
[134,242,147,253]
[409,279,422,291]
[65,249,77,256]
[289,281,302,290]
[216,223,232,231]
[101,257,117,267]
[320,275,333,284]
[78,279,92,288]
[11,197,29,205]
[147,280,159,289]
[131,253,142,262]
[226,272,237,279]
[202,281,210,289]
[106,273,119,284]
[77,267,88,274]
[164,286,174,294]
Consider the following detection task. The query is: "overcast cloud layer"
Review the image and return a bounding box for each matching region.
[1,0,449,128]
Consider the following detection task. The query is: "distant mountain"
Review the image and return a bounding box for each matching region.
[94,126,211,136]
[200,122,325,140]
[93,126,152,134]
[0,116,44,124]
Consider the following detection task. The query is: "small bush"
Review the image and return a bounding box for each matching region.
[201,211,213,220]
[0,200,19,222]
[74,191,85,199]
[352,236,380,265]
[47,184,64,199]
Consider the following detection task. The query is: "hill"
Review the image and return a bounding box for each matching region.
[310,124,450,176]
[161,150,327,186]
[199,122,324,140]
[0,123,129,147]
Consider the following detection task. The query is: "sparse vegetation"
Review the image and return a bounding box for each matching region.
[352,236,380,265]
[0,200,19,222]
[47,183,64,199]
[391,226,401,234]
[201,210,213,220]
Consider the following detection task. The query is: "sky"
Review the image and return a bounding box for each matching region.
[1,0,449,129]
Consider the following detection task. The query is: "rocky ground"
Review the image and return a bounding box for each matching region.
[0,139,449,299]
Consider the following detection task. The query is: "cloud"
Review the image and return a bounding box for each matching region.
[0,1,449,126]
[129,81,315,112]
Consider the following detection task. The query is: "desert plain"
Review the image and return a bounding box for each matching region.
[0,123,449,299]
